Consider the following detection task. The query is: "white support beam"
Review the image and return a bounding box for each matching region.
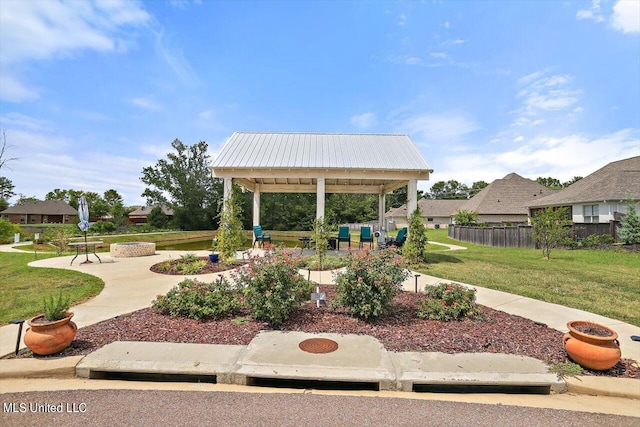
[235,178,257,192]
[378,192,386,232]
[223,177,233,209]
[407,179,418,217]
[253,183,261,227]
[316,178,325,219]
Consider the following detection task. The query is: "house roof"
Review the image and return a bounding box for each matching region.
[528,156,640,208]
[460,173,556,215]
[129,204,174,217]
[211,132,433,172]
[385,199,466,218]
[1,200,77,215]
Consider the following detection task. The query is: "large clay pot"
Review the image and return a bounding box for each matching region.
[24,312,77,356]
[563,320,621,371]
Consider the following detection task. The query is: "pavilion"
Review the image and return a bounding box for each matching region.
[210,132,433,231]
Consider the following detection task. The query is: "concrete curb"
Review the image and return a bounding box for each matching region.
[565,376,640,400]
[0,356,83,379]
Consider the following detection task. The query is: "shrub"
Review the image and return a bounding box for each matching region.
[333,249,409,320]
[402,207,428,264]
[89,221,115,234]
[233,249,312,327]
[0,219,22,244]
[619,203,640,245]
[152,278,240,320]
[43,292,71,321]
[453,209,479,226]
[177,260,207,275]
[417,283,482,321]
[582,234,614,248]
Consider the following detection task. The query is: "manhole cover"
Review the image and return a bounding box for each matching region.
[298,338,339,354]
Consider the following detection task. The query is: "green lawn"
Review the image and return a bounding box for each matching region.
[0,253,105,323]
[421,229,640,326]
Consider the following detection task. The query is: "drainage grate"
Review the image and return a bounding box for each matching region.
[412,383,550,394]
[89,371,217,384]
[248,377,379,391]
[298,338,339,354]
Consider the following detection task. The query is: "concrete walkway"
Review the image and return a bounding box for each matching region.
[1,244,639,407]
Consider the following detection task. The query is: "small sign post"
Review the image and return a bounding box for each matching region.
[34,233,39,260]
[310,286,326,307]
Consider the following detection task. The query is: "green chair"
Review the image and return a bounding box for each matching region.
[359,226,374,249]
[252,225,271,248]
[337,226,351,250]
[381,227,407,249]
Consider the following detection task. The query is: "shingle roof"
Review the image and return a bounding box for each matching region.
[0,200,77,215]
[385,199,466,218]
[460,173,556,215]
[211,132,433,171]
[528,156,640,207]
[129,204,174,217]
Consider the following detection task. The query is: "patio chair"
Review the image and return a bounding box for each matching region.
[380,227,407,249]
[359,226,374,249]
[252,225,271,248]
[337,226,351,250]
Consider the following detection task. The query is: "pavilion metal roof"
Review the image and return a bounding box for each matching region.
[211,132,432,172]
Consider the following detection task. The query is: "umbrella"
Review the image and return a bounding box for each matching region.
[77,196,91,263]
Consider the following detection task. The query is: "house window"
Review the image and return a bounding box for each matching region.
[584,204,599,223]
[20,214,26,224]
[427,217,434,222]
[30,215,36,223]
[64,215,69,223]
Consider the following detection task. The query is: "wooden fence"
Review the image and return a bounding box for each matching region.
[448,221,620,248]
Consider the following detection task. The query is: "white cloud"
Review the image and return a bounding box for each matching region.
[430,52,451,59]
[611,0,640,33]
[576,0,605,22]
[350,112,377,130]
[128,97,161,111]
[514,71,582,124]
[397,113,479,141]
[0,0,150,103]
[152,27,200,86]
[0,112,51,131]
[513,136,524,143]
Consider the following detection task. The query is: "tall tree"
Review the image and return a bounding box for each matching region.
[469,181,488,197]
[0,130,18,171]
[563,176,583,187]
[536,177,563,190]
[140,139,222,230]
[0,176,15,210]
[429,180,470,199]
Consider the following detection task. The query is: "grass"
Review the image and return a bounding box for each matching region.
[419,229,640,326]
[0,252,105,323]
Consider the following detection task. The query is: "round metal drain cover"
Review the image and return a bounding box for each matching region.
[298,338,339,354]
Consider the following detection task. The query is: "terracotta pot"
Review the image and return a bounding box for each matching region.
[24,312,77,356]
[563,320,621,371]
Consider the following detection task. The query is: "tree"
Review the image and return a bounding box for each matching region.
[453,209,479,226]
[428,180,470,199]
[140,139,222,230]
[0,176,15,211]
[0,130,18,171]
[469,181,488,197]
[563,176,583,187]
[536,177,563,190]
[402,207,428,264]
[15,195,40,205]
[531,207,571,260]
[147,206,169,229]
[618,202,640,245]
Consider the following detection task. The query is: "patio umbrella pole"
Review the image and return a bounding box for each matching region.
[84,230,89,263]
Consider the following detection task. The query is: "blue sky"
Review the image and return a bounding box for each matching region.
[1,0,639,206]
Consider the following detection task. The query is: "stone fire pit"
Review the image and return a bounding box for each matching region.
[110,242,156,258]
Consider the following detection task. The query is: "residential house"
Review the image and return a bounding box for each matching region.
[456,173,556,225]
[1,200,78,225]
[385,199,466,229]
[528,156,640,234]
[128,204,174,225]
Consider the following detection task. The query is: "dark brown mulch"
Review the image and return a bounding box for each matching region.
[149,257,240,275]
[13,287,639,379]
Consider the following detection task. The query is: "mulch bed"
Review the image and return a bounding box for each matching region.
[16,287,639,379]
[149,257,241,275]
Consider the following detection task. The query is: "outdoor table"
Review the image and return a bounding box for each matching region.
[68,241,103,265]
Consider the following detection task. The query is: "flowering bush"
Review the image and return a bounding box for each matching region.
[152,278,240,320]
[417,283,482,321]
[333,249,409,320]
[233,249,312,327]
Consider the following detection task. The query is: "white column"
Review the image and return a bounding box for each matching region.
[407,179,418,217]
[253,184,261,227]
[316,178,325,219]
[223,177,232,209]
[378,191,386,231]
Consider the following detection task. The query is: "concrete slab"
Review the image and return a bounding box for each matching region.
[236,331,397,390]
[390,352,566,393]
[76,341,246,384]
[565,376,640,400]
[0,356,83,379]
